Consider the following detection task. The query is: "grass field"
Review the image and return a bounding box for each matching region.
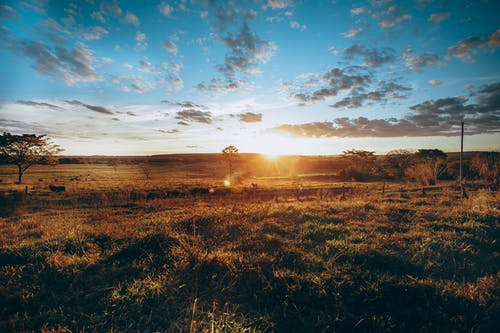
[0,157,499,332]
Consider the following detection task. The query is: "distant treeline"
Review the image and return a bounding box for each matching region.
[52,151,499,186]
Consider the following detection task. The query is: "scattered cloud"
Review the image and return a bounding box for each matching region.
[135,31,148,50]
[43,18,69,34]
[0,5,19,20]
[131,80,146,93]
[0,28,101,85]
[289,66,373,103]
[217,23,276,79]
[176,109,213,124]
[65,100,114,115]
[329,81,411,109]
[100,0,122,17]
[159,2,173,17]
[236,112,263,123]
[274,82,499,138]
[139,60,152,72]
[447,30,500,63]
[161,100,209,110]
[264,0,295,10]
[121,12,140,26]
[351,7,368,16]
[344,44,396,67]
[290,21,307,32]
[342,27,365,38]
[429,79,443,86]
[271,86,499,137]
[488,29,500,47]
[428,12,450,23]
[403,51,441,71]
[14,100,63,110]
[380,12,411,28]
[194,78,242,94]
[162,40,178,54]
[382,14,411,28]
[158,128,180,134]
[82,26,108,41]
[91,11,106,23]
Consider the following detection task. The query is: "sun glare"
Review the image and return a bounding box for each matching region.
[238,132,303,156]
[263,153,280,160]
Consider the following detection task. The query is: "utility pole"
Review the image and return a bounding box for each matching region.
[460,121,467,198]
[460,121,463,185]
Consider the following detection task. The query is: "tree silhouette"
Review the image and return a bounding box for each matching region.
[340,149,377,180]
[138,160,152,180]
[108,158,120,172]
[0,132,63,183]
[385,149,414,179]
[407,149,448,185]
[222,145,238,185]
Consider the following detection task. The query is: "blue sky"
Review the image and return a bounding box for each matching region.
[0,0,499,155]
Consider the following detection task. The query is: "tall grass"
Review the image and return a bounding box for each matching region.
[0,165,498,332]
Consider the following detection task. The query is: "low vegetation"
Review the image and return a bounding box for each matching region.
[0,157,498,332]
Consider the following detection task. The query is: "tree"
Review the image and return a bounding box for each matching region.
[0,132,63,183]
[340,149,377,180]
[108,158,120,171]
[138,160,152,180]
[407,149,447,185]
[471,151,499,186]
[222,145,238,185]
[385,149,414,179]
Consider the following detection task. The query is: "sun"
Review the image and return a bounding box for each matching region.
[263,153,280,160]
[237,132,296,156]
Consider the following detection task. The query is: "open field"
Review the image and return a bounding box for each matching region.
[0,157,499,332]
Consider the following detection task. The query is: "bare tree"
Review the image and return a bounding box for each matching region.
[222,145,238,185]
[0,132,63,183]
[138,160,152,180]
[108,158,120,172]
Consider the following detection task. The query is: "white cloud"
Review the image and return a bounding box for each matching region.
[121,12,140,26]
[264,0,294,10]
[290,21,307,32]
[91,11,106,23]
[380,14,411,28]
[159,2,173,17]
[82,26,109,41]
[162,41,178,55]
[351,7,368,15]
[140,60,152,72]
[135,31,148,50]
[342,27,364,38]
[429,79,443,85]
[428,12,450,23]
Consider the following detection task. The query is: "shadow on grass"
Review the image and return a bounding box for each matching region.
[1,232,498,332]
[0,234,179,332]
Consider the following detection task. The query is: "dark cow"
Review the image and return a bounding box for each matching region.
[49,185,66,192]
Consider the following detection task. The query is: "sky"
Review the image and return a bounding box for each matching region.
[0,0,499,156]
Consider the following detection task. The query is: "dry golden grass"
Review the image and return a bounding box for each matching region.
[0,162,499,332]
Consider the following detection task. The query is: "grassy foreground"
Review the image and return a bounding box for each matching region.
[0,165,499,332]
